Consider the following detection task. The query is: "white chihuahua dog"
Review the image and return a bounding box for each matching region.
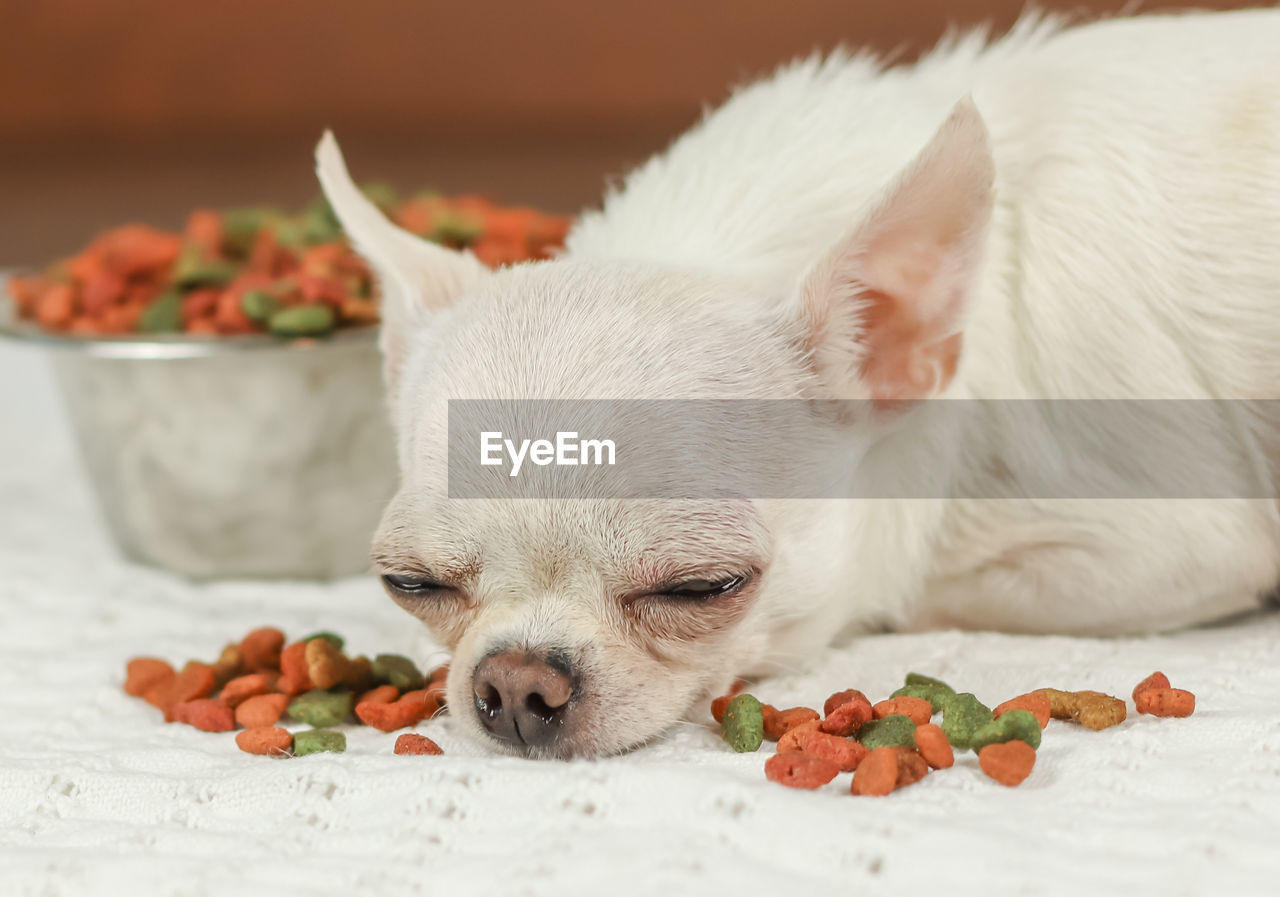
[317,7,1280,757]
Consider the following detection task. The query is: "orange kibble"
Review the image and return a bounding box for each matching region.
[124,657,175,697]
[214,290,256,334]
[394,734,445,756]
[277,642,313,695]
[872,696,933,726]
[235,692,290,729]
[777,719,822,753]
[1135,687,1195,718]
[236,726,293,757]
[978,740,1037,786]
[145,661,216,715]
[763,706,821,741]
[355,689,440,732]
[993,692,1052,729]
[357,684,400,706]
[851,746,900,796]
[171,698,236,732]
[710,694,732,723]
[913,723,955,769]
[893,747,930,788]
[1133,671,1172,702]
[35,284,76,329]
[80,270,127,314]
[765,751,840,789]
[239,627,284,672]
[218,673,273,708]
[183,210,224,258]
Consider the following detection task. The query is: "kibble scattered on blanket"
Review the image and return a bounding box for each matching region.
[123,626,449,758]
[717,671,1197,795]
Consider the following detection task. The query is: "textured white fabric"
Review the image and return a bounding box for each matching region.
[2,348,1279,897]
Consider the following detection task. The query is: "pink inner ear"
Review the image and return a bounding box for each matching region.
[858,287,964,409]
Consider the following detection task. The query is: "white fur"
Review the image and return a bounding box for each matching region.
[319,7,1280,756]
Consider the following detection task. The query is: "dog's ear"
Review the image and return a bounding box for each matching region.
[315,131,485,391]
[796,97,995,408]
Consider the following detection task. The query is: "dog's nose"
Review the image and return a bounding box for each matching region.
[472,650,574,749]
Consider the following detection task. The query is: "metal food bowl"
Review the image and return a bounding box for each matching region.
[1,277,397,580]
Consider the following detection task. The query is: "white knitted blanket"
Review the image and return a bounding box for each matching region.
[2,344,1278,897]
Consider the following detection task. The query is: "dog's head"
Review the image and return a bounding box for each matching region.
[316,99,993,757]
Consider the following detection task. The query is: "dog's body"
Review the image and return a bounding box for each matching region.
[319,7,1280,756]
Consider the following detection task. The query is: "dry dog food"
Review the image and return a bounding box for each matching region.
[992,692,1052,729]
[124,627,448,758]
[8,190,571,339]
[235,727,294,757]
[293,729,346,757]
[939,693,994,750]
[857,714,917,750]
[766,751,840,789]
[721,694,766,753]
[1133,671,1196,717]
[977,740,1037,786]
[1035,688,1127,730]
[395,734,445,756]
[712,667,1196,796]
[913,723,954,769]
[763,706,821,741]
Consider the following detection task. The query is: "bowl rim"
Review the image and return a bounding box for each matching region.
[0,270,378,360]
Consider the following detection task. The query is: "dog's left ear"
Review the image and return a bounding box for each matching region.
[315,131,486,393]
[795,97,995,407]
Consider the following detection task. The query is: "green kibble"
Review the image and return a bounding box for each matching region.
[174,257,239,289]
[940,693,993,750]
[273,216,306,247]
[268,304,336,337]
[240,290,281,322]
[430,211,484,246]
[720,693,764,753]
[891,683,952,714]
[302,195,342,244]
[300,631,344,651]
[287,689,352,728]
[360,181,399,212]
[969,709,1042,752]
[292,729,346,757]
[137,290,183,333]
[857,714,917,749]
[371,654,425,691]
[905,672,954,691]
[222,206,281,244]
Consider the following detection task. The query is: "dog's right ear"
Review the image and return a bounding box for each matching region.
[315,131,485,391]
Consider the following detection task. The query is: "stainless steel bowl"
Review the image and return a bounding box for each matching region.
[0,276,397,579]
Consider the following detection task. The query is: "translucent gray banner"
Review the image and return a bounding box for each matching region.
[446,399,1280,499]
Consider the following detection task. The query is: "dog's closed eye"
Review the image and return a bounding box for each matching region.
[649,574,750,601]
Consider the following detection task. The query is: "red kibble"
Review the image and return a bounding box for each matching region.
[893,747,930,787]
[171,698,236,732]
[277,642,313,694]
[785,726,868,772]
[357,685,400,706]
[394,734,445,756]
[819,690,873,736]
[765,751,840,789]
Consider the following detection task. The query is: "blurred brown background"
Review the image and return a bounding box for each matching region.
[0,0,1249,267]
